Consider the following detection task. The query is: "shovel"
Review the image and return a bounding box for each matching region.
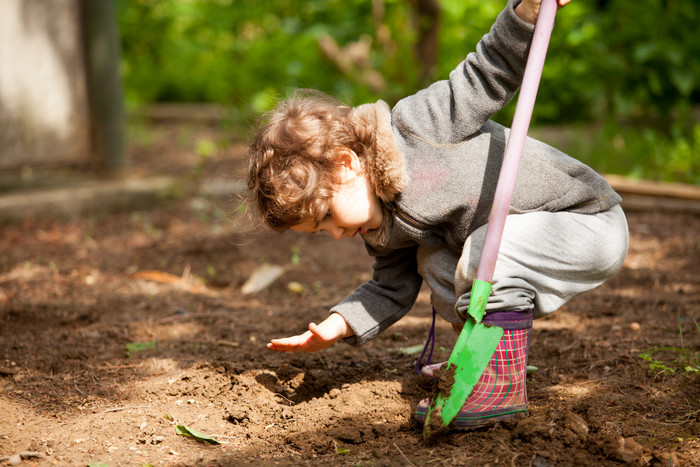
[422,0,558,436]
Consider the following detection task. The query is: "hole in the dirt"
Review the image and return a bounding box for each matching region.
[255,372,280,391]
[254,365,337,403]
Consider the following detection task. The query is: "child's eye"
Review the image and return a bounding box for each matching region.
[311,211,332,233]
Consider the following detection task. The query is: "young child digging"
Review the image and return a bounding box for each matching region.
[247,0,628,429]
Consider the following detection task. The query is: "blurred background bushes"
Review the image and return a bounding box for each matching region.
[118,0,699,183]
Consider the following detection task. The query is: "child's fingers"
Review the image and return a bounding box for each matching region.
[267,331,313,351]
[267,340,303,352]
[267,340,292,351]
[267,344,297,352]
[267,342,285,351]
[267,324,338,353]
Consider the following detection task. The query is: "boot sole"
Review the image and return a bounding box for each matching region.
[414,405,527,429]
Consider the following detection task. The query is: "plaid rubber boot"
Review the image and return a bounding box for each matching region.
[414,310,532,429]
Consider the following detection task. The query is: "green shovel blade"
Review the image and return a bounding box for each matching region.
[423,279,503,437]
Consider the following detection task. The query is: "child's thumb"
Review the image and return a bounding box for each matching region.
[308,322,329,340]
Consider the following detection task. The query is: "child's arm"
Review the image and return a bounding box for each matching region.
[267,312,354,352]
[269,246,423,351]
[392,0,566,144]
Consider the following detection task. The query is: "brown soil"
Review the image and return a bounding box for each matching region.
[1,121,699,466]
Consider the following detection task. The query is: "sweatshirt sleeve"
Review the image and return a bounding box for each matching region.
[392,0,534,144]
[330,245,423,346]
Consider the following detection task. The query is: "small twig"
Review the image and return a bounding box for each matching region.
[273,393,295,406]
[104,405,156,413]
[74,384,85,398]
[393,442,416,467]
[285,445,302,456]
[665,408,700,424]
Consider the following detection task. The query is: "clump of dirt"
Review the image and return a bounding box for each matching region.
[1,120,699,466]
[431,362,454,397]
[419,363,453,438]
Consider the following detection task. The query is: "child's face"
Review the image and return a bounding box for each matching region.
[291,149,383,240]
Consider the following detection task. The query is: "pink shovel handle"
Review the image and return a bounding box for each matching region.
[475,0,558,283]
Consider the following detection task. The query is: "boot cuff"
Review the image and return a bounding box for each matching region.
[483,309,533,330]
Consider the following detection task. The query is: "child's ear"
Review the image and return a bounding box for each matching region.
[334,147,362,180]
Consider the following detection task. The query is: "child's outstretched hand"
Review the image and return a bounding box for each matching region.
[515,0,571,25]
[267,312,354,352]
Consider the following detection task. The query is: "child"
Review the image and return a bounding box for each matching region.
[247,0,628,429]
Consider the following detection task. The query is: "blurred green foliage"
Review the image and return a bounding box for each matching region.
[118,0,418,112]
[118,0,699,183]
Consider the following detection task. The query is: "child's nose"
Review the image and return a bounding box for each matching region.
[323,223,345,240]
[329,227,344,240]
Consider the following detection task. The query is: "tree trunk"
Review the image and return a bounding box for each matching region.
[411,0,441,86]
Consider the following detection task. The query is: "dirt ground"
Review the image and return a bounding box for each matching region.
[1,120,699,466]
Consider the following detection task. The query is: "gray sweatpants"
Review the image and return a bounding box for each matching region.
[418,205,629,323]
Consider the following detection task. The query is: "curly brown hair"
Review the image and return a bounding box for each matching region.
[247,90,376,231]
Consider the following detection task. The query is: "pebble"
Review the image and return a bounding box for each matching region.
[7,454,21,466]
[329,388,341,399]
[630,322,641,331]
[286,281,305,295]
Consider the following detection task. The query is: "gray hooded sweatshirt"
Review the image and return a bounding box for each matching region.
[330,0,622,346]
